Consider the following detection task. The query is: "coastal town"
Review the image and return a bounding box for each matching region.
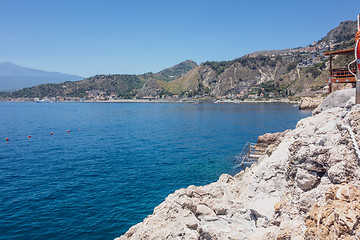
[0,32,352,103]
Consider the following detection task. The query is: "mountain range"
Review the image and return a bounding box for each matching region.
[0,62,82,91]
[2,20,357,99]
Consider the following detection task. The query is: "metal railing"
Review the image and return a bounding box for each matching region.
[236,142,268,167]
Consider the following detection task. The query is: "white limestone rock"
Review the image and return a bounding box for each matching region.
[295,168,320,192]
[116,89,360,240]
[313,88,355,114]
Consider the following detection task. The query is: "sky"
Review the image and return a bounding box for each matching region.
[0,0,359,77]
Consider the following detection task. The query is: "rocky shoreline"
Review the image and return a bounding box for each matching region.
[298,97,324,110]
[116,88,360,239]
[0,97,299,104]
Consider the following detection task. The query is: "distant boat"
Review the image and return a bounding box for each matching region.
[36,99,53,103]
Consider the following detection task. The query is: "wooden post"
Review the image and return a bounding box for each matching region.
[329,55,333,94]
[357,83,360,104]
[356,14,360,104]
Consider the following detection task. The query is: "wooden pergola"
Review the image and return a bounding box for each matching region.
[324,48,356,93]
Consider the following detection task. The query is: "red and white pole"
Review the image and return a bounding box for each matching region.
[356,14,360,104]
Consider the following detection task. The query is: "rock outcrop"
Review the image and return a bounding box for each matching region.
[117,89,360,240]
[164,65,218,95]
[257,130,290,157]
[313,88,355,114]
[257,131,288,145]
[305,184,360,239]
[135,79,164,98]
[298,97,324,110]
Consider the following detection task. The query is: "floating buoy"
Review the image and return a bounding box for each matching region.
[50,132,53,135]
[6,138,9,141]
[67,130,70,133]
[28,135,31,138]
[79,128,81,131]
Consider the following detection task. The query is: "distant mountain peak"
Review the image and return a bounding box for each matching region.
[318,20,357,44]
[0,62,83,91]
[157,60,198,72]
[142,60,198,82]
[182,60,197,64]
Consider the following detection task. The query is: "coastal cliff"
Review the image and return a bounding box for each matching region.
[116,88,360,239]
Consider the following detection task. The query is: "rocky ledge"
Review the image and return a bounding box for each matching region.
[117,88,360,240]
[298,96,325,110]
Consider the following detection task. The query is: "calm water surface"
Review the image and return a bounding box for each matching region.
[0,102,311,239]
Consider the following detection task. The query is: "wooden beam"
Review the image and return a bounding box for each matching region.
[330,77,356,83]
[324,48,355,56]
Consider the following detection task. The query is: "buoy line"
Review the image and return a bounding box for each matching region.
[3,129,82,142]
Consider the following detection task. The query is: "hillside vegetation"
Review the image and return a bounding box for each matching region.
[146,60,198,82]
[151,20,357,99]
[4,20,358,100]
[6,60,198,99]
[9,74,145,98]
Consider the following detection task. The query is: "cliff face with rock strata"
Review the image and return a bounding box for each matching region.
[117,88,360,240]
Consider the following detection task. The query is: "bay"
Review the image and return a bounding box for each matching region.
[0,102,311,239]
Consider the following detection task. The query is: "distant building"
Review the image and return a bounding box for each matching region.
[248,94,259,99]
[298,60,314,68]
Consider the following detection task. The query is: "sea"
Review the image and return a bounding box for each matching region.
[0,102,311,239]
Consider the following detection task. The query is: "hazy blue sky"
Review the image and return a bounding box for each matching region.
[1,0,359,77]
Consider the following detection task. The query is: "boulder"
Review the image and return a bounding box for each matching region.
[295,168,320,191]
[298,97,324,110]
[257,130,288,145]
[328,161,357,184]
[313,88,355,115]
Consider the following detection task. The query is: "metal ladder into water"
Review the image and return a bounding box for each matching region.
[237,142,268,167]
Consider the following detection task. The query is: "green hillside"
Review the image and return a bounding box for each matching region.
[6,60,197,99]
[154,20,358,98]
[9,74,145,98]
[4,20,358,100]
[150,60,198,82]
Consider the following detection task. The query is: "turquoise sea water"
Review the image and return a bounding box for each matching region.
[0,102,311,239]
